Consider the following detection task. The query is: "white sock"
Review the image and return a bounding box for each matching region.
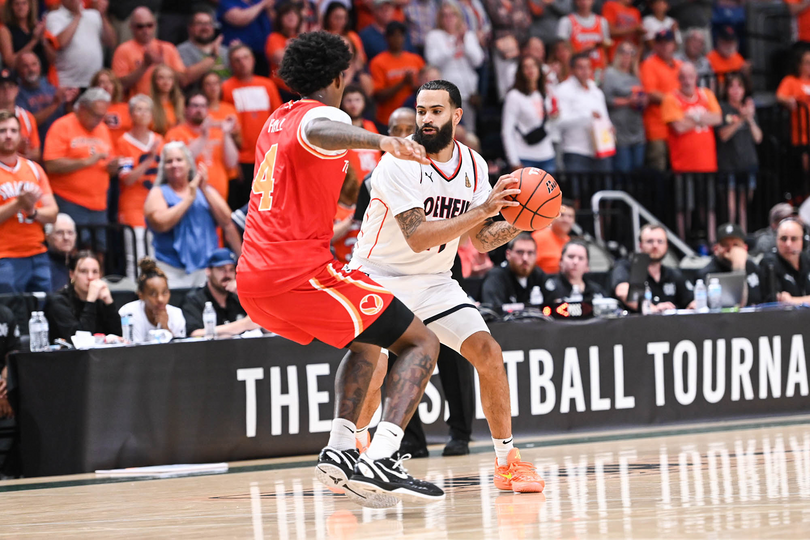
[327,418,356,451]
[493,436,514,466]
[365,422,404,460]
[355,425,369,446]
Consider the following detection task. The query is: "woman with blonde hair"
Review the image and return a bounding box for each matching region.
[602,41,647,172]
[91,69,131,151]
[150,64,184,135]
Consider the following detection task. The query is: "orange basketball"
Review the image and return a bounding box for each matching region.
[500,168,562,231]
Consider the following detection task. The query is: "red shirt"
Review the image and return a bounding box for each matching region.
[661,88,721,172]
[237,100,352,296]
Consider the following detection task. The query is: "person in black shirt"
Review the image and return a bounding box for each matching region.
[181,248,259,337]
[0,305,19,418]
[481,233,547,311]
[697,223,762,306]
[544,240,608,303]
[44,251,122,341]
[612,223,695,312]
[761,218,810,304]
[45,213,76,292]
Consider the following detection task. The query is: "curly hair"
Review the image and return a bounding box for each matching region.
[278,32,351,96]
[137,257,167,293]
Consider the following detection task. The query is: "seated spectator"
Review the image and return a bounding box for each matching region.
[44,250,122,341]
[697,223,762,306]
[752,203,796,256]
[92,69,131,153]
[642,0,680,51]
[16,52,74,148]
[217,0,273,78]
[0,68,40,161]
[150,64,184,136]
[166,91,239,201]
[544,239,608,303]
[501,55,555,172]
[678,28,713,88]
[777,50,810,150]
[0,0,53,80]
[601,0,642,63]
[556,0,610,79]
[706,26,748,90]
[425,2,485,133]
[265,2,302,100]
[0,110,58,293]
[481,233,547,311]
[144,142,235,288]
[611,223,694,312]
[45,213,76,292]
[370,22,424,127]
[761,218,810,305]
[177,8,229,85]
[43,88,116,253]
[0,303,20,418]
[112,7,187,99]
[117,94,162,280]
[322,2,367,67]
[556,53,613,172]
[181,248,259,337]
[361,0,412,62]
[118,257,186,343]
[45,0,115,90]
[532,200,574,273]
[716,72,761,228]
[602,41,646,173]
[640,29,681,171]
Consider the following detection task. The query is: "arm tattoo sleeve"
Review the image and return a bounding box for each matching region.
[395,207,426,239]
[305,118,384,151]
[475,218,522,251]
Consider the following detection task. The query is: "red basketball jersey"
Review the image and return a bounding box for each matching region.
[237,100,351,296]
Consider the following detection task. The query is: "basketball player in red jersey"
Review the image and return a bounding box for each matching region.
[236,32,444,507]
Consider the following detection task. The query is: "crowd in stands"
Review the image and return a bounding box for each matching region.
[0,0,809,367]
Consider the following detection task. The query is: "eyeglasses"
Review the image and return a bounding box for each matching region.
[134,22,155,30]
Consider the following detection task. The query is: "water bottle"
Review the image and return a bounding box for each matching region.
[28,311,42,352]
[708,278,723,312]
[641,282,653,315]
[694,279,708,312]
[203,302,217,340]
[121,314,134,343]
[38,312,49,350]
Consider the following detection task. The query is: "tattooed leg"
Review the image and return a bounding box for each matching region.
[334,344,381,422]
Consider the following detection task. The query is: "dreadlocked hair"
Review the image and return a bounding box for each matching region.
[278,31,351,96]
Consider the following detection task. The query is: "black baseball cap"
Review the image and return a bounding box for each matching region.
[385,21,407,37]
[716,223,745,243]
[654,29,675,42]
[0,69,17,85]
[717,26,737,42]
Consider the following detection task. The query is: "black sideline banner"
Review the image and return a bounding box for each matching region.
[11,310,810,476]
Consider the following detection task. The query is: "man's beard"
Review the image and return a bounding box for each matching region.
[196,34,216,45]
[649,252,666,263]
[413,121,453,155]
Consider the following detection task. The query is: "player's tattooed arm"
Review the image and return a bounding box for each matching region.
[473,218,522,252]
[306,118,384,150]
[395,207,426,240]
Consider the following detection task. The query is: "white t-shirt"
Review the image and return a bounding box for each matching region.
[118,300,186,344]
[351,139,491,277]
[556,77,612,157]
[642,15,682,45]
[46,7,104,87]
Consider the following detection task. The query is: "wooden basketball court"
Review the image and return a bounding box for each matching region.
[2,416,810,538]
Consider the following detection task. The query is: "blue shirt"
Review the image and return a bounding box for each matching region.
[217,0,272,54]
[359,26,414,62]
[16,78,62,149]
[151,185,219,273]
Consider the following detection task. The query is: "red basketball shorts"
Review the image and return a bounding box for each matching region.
[239,261,395,348]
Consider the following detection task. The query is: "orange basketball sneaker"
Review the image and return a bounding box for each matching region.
[494,449,545,493]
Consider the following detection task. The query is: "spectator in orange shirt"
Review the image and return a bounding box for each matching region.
[117,94,162,280]
[221,43,282,209]
[786,0,810,43]
[601,0,643,62]
[639,29,681,170]
[341,85,382,181]
[166,91,239,201]
[265,2,302,100]
[91,69,130,153]
[322,2,367,67]
[0,68,39,161]
[112,7,187,99]
[777,49,810,150]
[150,64,184,136]
[371,22,424,126]
[0,110,58,293]
[556,0,611,78]
[706,26,749,91]
[532,201,575,273]
[43,87,117,252]
[200,71,242,151]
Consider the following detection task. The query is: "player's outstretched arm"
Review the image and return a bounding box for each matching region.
[305,119,430,164]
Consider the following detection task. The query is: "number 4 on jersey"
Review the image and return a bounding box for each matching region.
[252,144,278,211]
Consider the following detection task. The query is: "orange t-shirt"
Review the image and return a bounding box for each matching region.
[706,50,745,85]
[567,13,608,71]
[370,51,424,125]
[43,112,112,211]
[347,119,381,181]
[117,131,163,228]
[601,1,641,61]
[776,75,810,145]
[661,88,721,172]
[221,75,283,164]
[14,106,40,154]
[208,101,241,178]
[640,54,683,141]
[787,0,810,42]
[332,202,360,264]
[165,123,229,199]
[265,32,291,91]
[532,226,569,274]
[0,157,51,259]
[112,39,186,98]
[103,102,132,153]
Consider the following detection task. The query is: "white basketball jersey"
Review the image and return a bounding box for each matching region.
[351,140,491,276]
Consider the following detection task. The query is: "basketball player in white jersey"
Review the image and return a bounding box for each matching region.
[347,80,546,495]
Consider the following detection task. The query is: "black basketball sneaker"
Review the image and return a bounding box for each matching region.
[348,452,446,504]
[314,447,399,508]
